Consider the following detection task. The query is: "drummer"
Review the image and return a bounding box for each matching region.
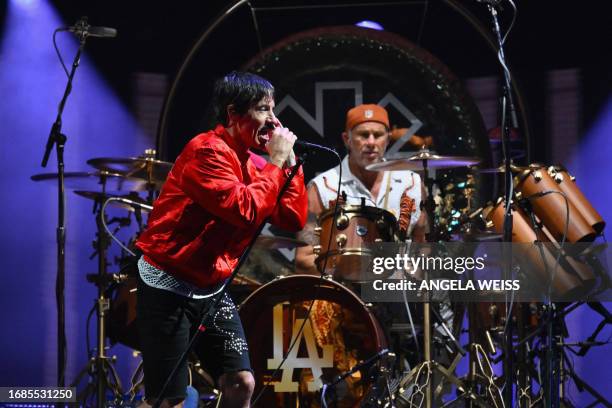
[295,104,427,274]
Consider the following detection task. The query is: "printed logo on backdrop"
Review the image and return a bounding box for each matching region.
[274,81,423,152]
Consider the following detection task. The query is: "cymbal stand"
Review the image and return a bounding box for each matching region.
[395,159,488,407]
[70,189,124,406]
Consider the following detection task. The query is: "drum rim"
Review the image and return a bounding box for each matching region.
[317,204,397,224]
[239,274,371,310]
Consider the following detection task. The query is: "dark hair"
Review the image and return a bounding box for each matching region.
[212,71,275,125]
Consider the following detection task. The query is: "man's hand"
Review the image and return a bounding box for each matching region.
[267,127,297,168]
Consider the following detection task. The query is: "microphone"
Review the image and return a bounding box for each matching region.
[260,124,337,155]
[294,140,335,155]
[65,17,117,38]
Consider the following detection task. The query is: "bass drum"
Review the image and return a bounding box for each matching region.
[239,275,387,407]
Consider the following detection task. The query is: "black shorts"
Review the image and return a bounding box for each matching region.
[136,275,252,402]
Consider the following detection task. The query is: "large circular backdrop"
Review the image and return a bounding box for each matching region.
[159,25,492,268]
[242,26,490,179]
[160,25,490,177]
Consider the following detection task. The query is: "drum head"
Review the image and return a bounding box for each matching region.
[239,275,386,407]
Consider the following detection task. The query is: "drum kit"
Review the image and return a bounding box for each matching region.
[31,145,607,407]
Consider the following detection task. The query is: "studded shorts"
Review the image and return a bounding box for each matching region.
[136,274,252,401]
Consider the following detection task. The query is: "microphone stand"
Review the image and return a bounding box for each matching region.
[152,154,309,408]
[480,2,520,405]
[40,18,89,387]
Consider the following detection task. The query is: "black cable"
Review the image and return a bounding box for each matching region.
[252,148,343,406]
[415,0,429,46]
[524,190,570,300]
[52,29,70,78]
[86,302,96,358]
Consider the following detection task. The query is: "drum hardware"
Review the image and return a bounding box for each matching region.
[87,149,173,199]
[31,170,154,192]
[394,153,489,407]
[320,348,394,408]
[316,204,398,281]
[253,235,308,249]
[33,166,135,404]
[75,190,153,214]
[366,147,480,172]
[69,192,125,406]
[476,162,527,174]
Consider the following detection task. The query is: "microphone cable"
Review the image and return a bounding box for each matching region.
[251,146,343,406]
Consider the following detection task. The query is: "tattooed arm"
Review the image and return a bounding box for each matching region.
[295,184,325,275]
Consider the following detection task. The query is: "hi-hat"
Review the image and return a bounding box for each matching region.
[254,235,307,249]
[366,149,480,172]
[74,191,153,212]
[87,156,173,187]
[31,171,151,192]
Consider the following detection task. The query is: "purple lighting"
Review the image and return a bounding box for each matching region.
[356,20,384,31]
[0,0,151,390]
[10,0,40,10]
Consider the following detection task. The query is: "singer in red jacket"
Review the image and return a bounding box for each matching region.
[136,71,307,408]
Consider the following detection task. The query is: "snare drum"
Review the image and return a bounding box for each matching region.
[514,165,596,243]
[315,205,397,281]
[239,275,387,407]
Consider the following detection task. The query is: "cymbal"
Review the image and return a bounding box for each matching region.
[367,149,480,172]
[74,191,153,212]
[87,156,173,186]
[31,171,152,192]
[254,235,308,249]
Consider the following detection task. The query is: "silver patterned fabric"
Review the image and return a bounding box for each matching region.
[214,293,249,356]
[138,256,225,299]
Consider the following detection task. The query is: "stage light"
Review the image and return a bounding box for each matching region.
[355,20,384,31]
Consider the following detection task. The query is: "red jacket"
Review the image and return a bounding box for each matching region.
[136,125,308,288]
